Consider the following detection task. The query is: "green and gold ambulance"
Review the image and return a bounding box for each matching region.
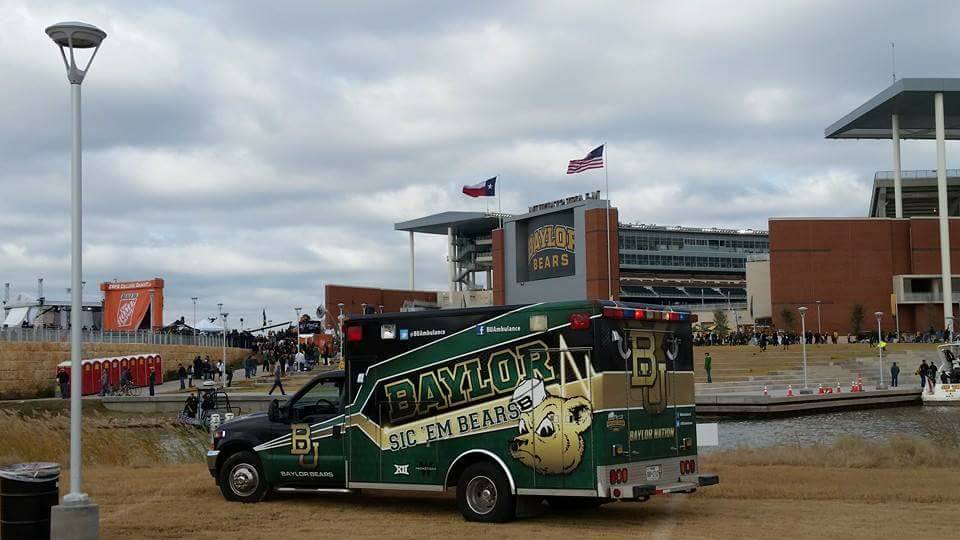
[207,300,717,522]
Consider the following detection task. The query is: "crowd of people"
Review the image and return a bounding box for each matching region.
[694,326,959,349]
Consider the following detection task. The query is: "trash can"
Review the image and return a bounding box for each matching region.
[0,462,61,539]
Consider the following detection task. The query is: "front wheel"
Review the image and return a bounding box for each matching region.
[456,462,515,523]
[219,451,269,503]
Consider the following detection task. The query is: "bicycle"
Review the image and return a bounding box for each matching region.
[109,381,142,397]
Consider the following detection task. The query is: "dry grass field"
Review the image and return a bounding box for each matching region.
[70,460,958,539]
[2,408,956,539]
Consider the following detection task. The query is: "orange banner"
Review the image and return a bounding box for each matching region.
[101,278,164,331]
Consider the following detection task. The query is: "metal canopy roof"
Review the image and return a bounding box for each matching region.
[394,211,505,235]
[825,78,960,139]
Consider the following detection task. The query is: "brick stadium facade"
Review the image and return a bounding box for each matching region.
[769,217,960,334]
[324,284,437,323]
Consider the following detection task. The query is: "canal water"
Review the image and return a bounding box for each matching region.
[711,405,960,449]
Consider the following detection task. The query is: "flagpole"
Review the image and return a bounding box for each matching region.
[498,175,503,228]
[604,143,612,300]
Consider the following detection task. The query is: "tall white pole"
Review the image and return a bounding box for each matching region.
[498,175,503,228]
[816,301,822,335]
[222,313,227,368]
[67,81,85,501]
[935,92,954,333]
[892,113,903,218]
[192,297,197,341]
[408,231,415,290]
[799,307,808,390]
[604,145,613,300]
[448,226,456,299]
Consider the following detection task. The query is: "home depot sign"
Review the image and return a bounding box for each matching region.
[100,278,164,331]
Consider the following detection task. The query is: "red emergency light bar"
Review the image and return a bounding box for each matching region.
[602,306,697,323]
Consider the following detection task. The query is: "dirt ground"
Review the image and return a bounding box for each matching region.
[71,461,957,539]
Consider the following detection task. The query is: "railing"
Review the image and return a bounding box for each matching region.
[0,327,241,347]
[899,292,960,303]
[669,302,749,312]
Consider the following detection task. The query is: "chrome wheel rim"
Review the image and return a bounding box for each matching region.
[465,475,497,515]
[229,463,259,497]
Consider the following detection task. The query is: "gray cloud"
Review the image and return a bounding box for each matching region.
[4,0,960,325]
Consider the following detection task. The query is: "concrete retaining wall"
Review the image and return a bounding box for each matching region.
[0,341,249,400]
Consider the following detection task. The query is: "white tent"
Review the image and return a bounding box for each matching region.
[194,317,224,333]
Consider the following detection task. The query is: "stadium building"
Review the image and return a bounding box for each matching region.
[764,78,960,335]
[325,194,768,325]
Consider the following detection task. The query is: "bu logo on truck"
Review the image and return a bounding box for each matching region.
[116,293,138,327]
[290,424,319,468]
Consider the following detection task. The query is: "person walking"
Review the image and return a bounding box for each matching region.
[193,356,203,385]
[178,363,187,390]
[928,363,938,393]
[148,367,156,397]
[216,360,224,382]
[890,362,900,388]
[322,344,330,366]
[268,361,285,396]
[57,369,70,399]
[100,369,110,397]
[704,352,713,384]
[262,351,270,375]
[917,360,929,390]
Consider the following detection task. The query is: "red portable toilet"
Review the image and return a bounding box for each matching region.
[109,359,120,388]
[82,360,95,395]
[91,358,103,394]
[145,355,159,385]
[119,357,130,385]
[153,355,164,384]
[135,356,147,386]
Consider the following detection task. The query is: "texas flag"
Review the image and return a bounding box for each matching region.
[462,177,497,197]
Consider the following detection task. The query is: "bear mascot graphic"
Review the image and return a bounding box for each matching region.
[508,376,592,475]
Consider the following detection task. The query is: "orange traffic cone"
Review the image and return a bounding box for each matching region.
[763,385,768,396]
[817,383,824,394]
[787,384,794,397]
[857,374,864,392]
[836,382,842,393]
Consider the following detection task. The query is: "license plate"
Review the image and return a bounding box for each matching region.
[645,465,661,482]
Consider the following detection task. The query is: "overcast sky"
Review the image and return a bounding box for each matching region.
[3,0,960,327]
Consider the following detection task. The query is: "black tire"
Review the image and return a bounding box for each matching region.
[456,462,515,523]
[218,450,269,503]
[546,496,608,511]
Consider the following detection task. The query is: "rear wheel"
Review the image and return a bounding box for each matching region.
[219,451,269,503]
[457,462,515,523]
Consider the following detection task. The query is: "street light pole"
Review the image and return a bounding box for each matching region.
[798,306,809,391]
[221,312,228,372]
[295,306,302,348]
[337,302,345,360]
[46,19,106,536]
[191,297,198,341]
[875,311,886,389]
[816,300,822,337]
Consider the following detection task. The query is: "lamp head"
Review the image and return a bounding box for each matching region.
[45,21,106,84]
[797,306,808,314]
[874,311,883,318]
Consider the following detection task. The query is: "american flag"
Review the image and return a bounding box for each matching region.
[567,144,604,174]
